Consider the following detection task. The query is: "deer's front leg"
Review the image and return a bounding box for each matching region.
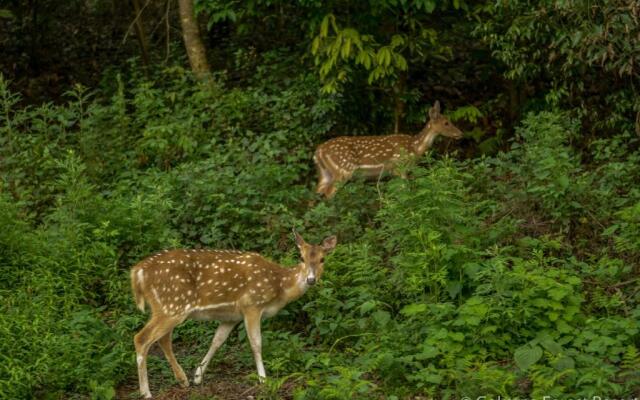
[243,308,266,382]
[389,155,414,180]
[194,321,238,384]
[324,184,337,198]
[390,168,408,179]
[323,167,354,198]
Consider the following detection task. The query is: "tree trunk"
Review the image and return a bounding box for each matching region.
[177,0,210,79]
[131,0,150,66]
[393,72,407,134]
[506,78,520,134]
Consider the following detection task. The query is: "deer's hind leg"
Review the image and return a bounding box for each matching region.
[314,152,336,197]
[158,329,189,387]
[316,166,333,196]
[134,315,185,398]
[315,151,353,198]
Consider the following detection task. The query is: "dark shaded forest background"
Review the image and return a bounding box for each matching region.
[1,1,640,399]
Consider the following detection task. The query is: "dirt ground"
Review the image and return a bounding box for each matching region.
[116,353,297,400]
[117,377,259,400]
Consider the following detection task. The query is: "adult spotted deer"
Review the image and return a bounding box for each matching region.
[130,231,337,398]
[314,100,463,198]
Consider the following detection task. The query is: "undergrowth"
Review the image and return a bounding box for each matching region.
[1,69,639,399]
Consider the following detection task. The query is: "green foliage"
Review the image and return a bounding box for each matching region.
[478,0,640,82]
[476,0,640,136]
[0,67,336,397]
[0,158,178,397]
[0,9,13,19]
[505,111,584,226]
[310,2,457,95]
[3,0,640,397]
[605,201,640,255]
[378,158,481,302]
[2,58,640,400]
[312,14,411,92]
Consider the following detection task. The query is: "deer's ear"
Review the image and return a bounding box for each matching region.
[428,100,441,120]
[322,235,337,252]
[293,228,305,248]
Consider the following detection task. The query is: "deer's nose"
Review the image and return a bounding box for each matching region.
[306,276,316,285]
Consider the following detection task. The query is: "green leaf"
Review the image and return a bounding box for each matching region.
[311,37,321,54]
[415,344,439,360]
[0,9,14,19]
[363,51,373,69]
[320,15,330,37]
[554,355,575,371]
[341,38,352,59]
[446,281,461,298]
[556,175,570,189]
[548,287,568,301]
[514,345,543,370]
[603,225,619,236]
[394,54,408,70]
[566,277,581,286]
[463,262,481,279]
[418,370,442,384]
[540,338,563,354]
[359,300,376,315]
[390,35,405,48]
[556,319,572,333]
[424,0,436,13]
[401,303,427,316]
[356,51,373,70]
[373,310,391,327]
[376,48,389,67]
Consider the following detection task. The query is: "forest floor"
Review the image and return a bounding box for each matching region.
[116,378,261,400]
[115,345,296,400]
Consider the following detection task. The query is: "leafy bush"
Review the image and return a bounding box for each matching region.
[477,0,640,137]
[2,65,639,399]
[0,153,177,398]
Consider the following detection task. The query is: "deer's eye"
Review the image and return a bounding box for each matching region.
[445,121,449,126]
[320,257,325,263]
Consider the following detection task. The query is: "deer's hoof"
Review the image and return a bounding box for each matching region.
[194,367,204,385]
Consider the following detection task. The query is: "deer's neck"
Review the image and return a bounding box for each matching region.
[281,263,310,303]
[412,126,439,156]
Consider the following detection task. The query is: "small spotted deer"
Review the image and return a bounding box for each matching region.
[130,231,337,398]
[314,100,463,198]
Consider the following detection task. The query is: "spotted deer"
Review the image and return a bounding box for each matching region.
[130,231,337,398]
[314,100,463,198]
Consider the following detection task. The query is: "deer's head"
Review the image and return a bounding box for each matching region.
[293,229,337,286]
[426,100,463,139]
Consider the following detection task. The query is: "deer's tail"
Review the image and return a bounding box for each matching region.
[131,267,146,312]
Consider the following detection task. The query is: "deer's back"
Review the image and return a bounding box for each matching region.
[133,249,290,320]
[317,134,414,167]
